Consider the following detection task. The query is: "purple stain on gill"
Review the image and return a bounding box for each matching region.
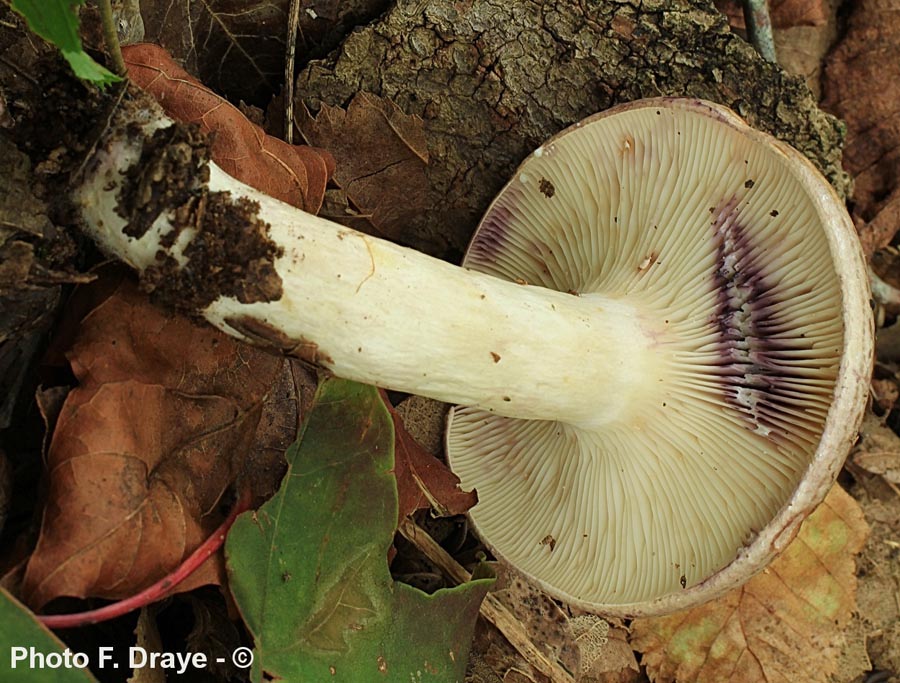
[710,197,816,440]
[469,202,514,264]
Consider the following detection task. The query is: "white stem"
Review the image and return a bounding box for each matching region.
[75,114,665,426]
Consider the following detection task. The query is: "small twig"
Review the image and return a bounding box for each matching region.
[871,268,900,307]
[0,54,39,85]
[38,491,251,629]
[98,0,127,76]
[283,0,302,144]
[398,518,576,683]
[741,0,776,63]
[883,476,900,501]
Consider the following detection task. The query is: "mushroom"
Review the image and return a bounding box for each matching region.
[445,98,873,615]
[76,96,872,616]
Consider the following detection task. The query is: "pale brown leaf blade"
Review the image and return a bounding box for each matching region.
[381,392,476,521]
[853,412,900,485]
[631,485,869,683]
[22,280,282,608]
[122,43,333,214]
[296,92,430,243]
[823,0,900,255]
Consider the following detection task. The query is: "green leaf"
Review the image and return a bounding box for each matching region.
[226,379,493,682]
[11,0,121,86]
[0,587,99,682]
[58,49,122,87]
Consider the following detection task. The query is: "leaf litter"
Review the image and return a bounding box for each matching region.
[823,0,900,257]
[631,485,869,683]
[296,91,432,245]
[382,390,477,521]
[122,42,334,214]
[22,278,284,608]
[9,36,492,673]
[226,379,493,682]
[5,1,900,680]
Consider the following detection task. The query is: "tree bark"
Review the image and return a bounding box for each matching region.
[296,0,848,259]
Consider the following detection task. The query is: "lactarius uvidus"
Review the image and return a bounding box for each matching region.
[76,95,872,616]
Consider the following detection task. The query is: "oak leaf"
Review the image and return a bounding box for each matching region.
[122,43,334,214]
[296,92,430,244]
[631,485,868,683]
[22,279,283,608]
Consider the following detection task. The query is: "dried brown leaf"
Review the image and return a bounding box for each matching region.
[241,359,308,504]
[138,0,389,105]
[122,43,334,214]
[296,92,430,243]
[0,138,87,428]
[853,411,900,485]
[850,482,900,676]
[382,391,476,521]
[823,0,900,255]
[138,0,286,106]
[631,485,869,683]
[22,279,283,608]
[567,613,640,683]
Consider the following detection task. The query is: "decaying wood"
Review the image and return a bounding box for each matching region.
[295,0,848,259]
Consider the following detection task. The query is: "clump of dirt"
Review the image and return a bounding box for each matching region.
[117,123,210,240]
[140,191,283,311]
[104,112,284,312]
[4,60,111,185]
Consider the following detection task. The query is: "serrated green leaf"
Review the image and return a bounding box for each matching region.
[0,587,99,682]
[11,0,121,86]
[59,49,122,87]
[226,379,493,682]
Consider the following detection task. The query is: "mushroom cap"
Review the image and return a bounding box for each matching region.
[446,98,873,617]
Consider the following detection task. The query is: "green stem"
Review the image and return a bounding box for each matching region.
[741,0,776,63]
[98,0,126,76]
